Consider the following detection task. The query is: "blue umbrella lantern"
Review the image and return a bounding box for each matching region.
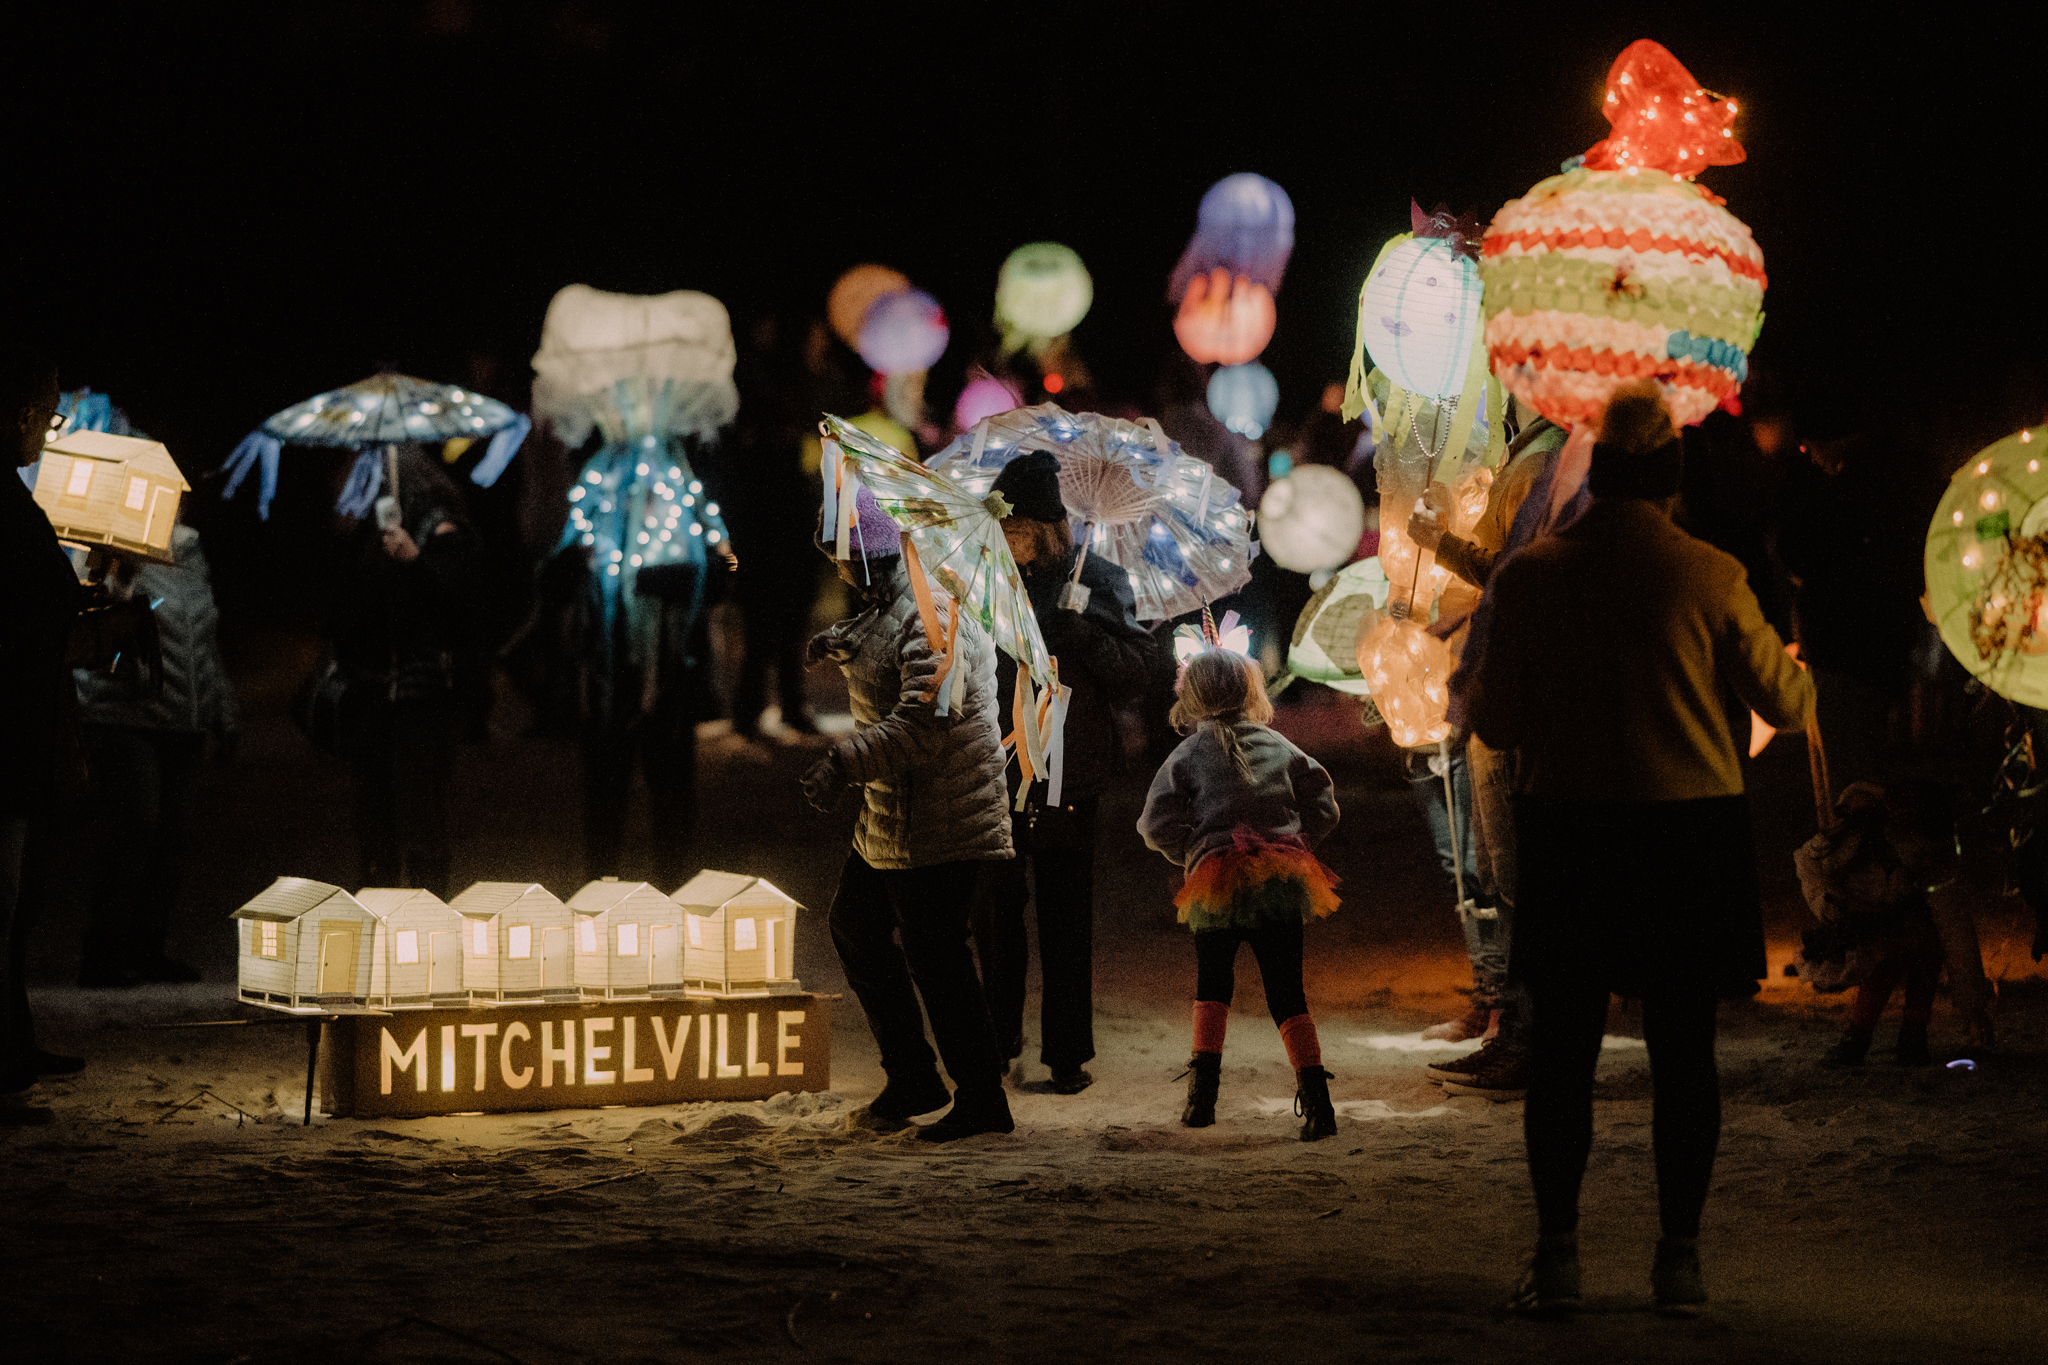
[220,372,531,520]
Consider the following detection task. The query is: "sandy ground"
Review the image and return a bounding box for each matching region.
[7,666,2048,1363]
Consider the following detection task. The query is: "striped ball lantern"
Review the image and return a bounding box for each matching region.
[1480,40,1764,428]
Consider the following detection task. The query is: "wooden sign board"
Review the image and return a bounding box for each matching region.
[322,995,830,1118]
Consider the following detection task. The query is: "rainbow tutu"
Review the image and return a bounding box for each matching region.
[1175,832,1341,932]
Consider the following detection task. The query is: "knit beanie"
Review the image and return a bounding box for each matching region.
[815,483,904,563]
[1588,380,1684,501]
[991,449,1066,523]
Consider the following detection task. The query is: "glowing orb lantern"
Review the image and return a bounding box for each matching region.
[857,289,949,375]
[996,242,1093,346]
[1480,40,1764,428]
[1170,173,1296,301]
[1359,204,1486,402]
[1207,362,1279,439]
[1175,267,1277,365]
[954,374,1023,429]
[827,264,911,349]
[1357,614,1455,747]
[1925,426,2048,705]
[1259,464,1364,573]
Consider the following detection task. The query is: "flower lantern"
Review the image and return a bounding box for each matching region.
[1356,614,1456,747]
[827,264,912,350]
[1175,268,1277,366]
[1169,173,1295,302]
[1480,40,1765,428]
[1259,464,1364,574]
[1207,362,1279,439]
[1357,203,1486,402]
[996,242,1092,349]
[856,288,949,376]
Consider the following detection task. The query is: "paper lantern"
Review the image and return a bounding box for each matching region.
[672,871,802,996]
[1481,40,1764,429]
[1925,426,2048,705]
[451,883,575,1002]
[996,242,1092,344]
[33,430,188,565]
[828,264,911,349]
[1175,268,1276,366]
[1207,362,1279,439]
[1170,173,1295,301]
[1287,557,1391,694]
[1360,213,1485,402]
[954,374,1022,429]
[857,288,949,375]
[1357,613,1456,747]
[234,878,379,1009]
[1260,464,1364,573]
[355,888,469,1006]
[564,879,687,998]
[532,285,739,450]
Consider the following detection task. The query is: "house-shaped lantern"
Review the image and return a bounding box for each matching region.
[233,877,378,1009]
[450,882,574,1001]
[34,430,189,564]
[568,877,684,999]
[355,888,468,1006]
[670,871,801,996]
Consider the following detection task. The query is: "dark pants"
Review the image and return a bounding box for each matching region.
[733,572,813,732]
[583,702,699,890]
[80,726,205,973]
[971,800,1098,1069]
[350,700,457,899]
[0,818,45,1068]
[829,853,1003,1096]
[1194,919,1308,1024]
[1525,981,1721,1239]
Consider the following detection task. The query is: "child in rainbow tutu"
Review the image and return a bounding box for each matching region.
[1138,647,1342,1140]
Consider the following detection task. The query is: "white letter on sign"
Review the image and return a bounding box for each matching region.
[777,1011,805,1076]
[746,1013,771,1077]
[501,1022,533,1089]
[651,1016,691,1081]
[540,1020,575,1087]
[441,1025,457,1092]
[462,1023,498,1091]
[380,1027,428,1094]
[621,1017,655,1084]
[715,1014,742,1078]
[584,1018,615,1084]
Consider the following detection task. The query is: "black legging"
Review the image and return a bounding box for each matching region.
[1524,980,1721,1239]
[1193,920,1308,1023]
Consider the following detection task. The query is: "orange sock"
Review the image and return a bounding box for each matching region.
[1192,1000,1228,1055]
[1278,1013,1321,1070]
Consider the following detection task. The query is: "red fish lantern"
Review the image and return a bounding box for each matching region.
[1174,267,1277,366]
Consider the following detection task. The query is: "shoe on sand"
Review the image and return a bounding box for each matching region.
[1048,1067,1093,1095]
[1425,1037,1505,1083]
[1507,1235,1582,1318]
[1438,1044,1531,1102]
[863,1073,952,1124]
[914,1092,1014,1143]
[1652,1236,1707,1316]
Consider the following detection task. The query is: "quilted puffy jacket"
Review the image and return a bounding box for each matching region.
[74,525,239,737]
[815,562,1014,870]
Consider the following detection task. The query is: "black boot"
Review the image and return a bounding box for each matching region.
[1180,1053,1221,1128]
[914,1089,1015,1143]
[1295,1066,1336,1142]
[1894,1019,1933,1066]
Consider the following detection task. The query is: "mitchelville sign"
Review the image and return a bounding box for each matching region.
[323,996,831,1118]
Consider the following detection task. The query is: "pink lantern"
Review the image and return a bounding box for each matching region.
[953,374,1022,429]
[857,289,950,375]
[1174,267,1276,366]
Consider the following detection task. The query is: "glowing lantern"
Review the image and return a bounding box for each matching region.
[1925,426,2048,704]
[32,430,189,565]
[1207,362,1279,439]
[569,878,687,999]
[355,888,469,1006]
[531,285,738,451]
[827,264,911,349]
[1287,557,1391,694]
[1175,268,1276,366]
[451,883,575,1002]
[1358,205,1486,402]
[1169,173,1295,301]
[1259,464,1364,573]
[954,373,1023,429]
[1356,613,1456,747]
[672,871,802,996]
[233,878,378,1009]
[857,288,949,375]
[1480,40,1764,428]
[996,242,1093,347]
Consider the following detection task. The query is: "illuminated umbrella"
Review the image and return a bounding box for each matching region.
[221,372,531,520]
[1925,424,2048,705]
[927,403,1255,622]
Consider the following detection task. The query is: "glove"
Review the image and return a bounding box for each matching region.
[805,629,838,666]
[801,750,847,813]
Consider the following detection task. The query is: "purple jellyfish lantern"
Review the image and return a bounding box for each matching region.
[953,374,1023,429]
[1169,173,1296,303]
[857,288,950,375]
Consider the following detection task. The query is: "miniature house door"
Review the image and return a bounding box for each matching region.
[429,931,458,994]
[541,927,571,990]
[316,922,360,996]
[650,924,679,985]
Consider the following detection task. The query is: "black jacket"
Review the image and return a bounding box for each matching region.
[1,473,84,817]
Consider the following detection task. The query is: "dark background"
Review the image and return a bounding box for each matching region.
[15,2,2047,567]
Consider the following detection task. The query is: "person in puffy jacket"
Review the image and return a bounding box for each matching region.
[802,486,1015,1143]
[74,521,239,986]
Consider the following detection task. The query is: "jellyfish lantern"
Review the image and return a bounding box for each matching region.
[995,242,1093,351]
[1206,362,1279,440]
[1169,173,1295,301]
[856,288,949,376]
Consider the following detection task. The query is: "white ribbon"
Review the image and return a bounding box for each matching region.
[1042,681,1070,807]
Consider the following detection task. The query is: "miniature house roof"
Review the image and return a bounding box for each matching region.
[42,429,190,488]
[568,879,665,914]
[672,871,801,912]
[353,888,453,920]
[450,882,560,918]
[231,876,364,923]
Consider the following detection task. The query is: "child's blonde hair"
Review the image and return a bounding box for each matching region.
[1170,650,1271,776]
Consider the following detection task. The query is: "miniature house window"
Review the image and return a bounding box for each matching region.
[617,923,639,956]
[125,475,148,510]
[508,925,532,959]
[395,929,419,965]
[734,917,757,951]
[578,919,598,954]
[468,920,488,955]
[259,922,280,957]
[65,461,94,497]
[686,914,703,947]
